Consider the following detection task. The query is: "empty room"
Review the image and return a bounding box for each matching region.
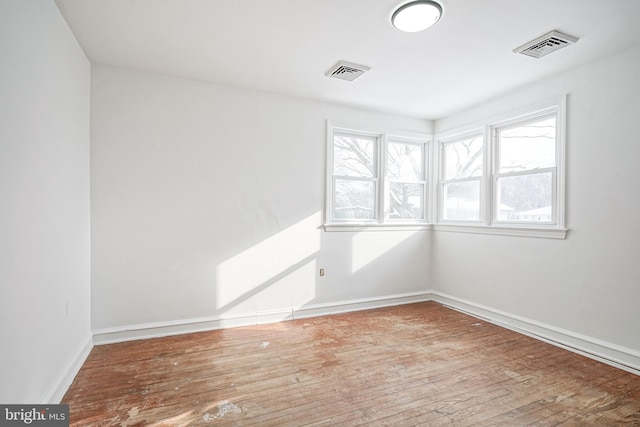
[2,0,640,425]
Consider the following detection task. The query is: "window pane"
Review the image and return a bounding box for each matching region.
[443,135,483,180]
[333,134,375,178]
[388,183,424,220]
[498,117,556,173]
[443,181,480,220]
[496,172,553,222]
[333,179,376,220]
[387,142,423,181]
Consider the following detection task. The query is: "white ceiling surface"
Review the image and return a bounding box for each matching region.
[55,0,640,119]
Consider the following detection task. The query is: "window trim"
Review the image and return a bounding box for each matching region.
[437,130,485,223]
[432,223,567,239]
[384,135,429,223]
[325,122,431,230]
[433,95,568,239]
[490,104,565,228]
[329,128,381,224]
[325,96,568,239]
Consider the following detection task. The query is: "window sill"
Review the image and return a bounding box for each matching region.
[323,223,432,232]
[433,224,568,239]
[323,223,568,239]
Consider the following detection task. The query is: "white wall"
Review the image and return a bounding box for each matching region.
[4,0,638,402]
[0,0,91,403]
[433,45,640,352]
[90,65,432,331]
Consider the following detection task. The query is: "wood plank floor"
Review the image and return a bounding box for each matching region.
[63,302,640,426]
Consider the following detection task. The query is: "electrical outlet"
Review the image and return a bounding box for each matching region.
[319,268,325,277]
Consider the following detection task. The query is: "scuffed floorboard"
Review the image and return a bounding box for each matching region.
[62,302,640,425]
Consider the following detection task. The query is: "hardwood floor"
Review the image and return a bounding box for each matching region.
[63,302,640,426]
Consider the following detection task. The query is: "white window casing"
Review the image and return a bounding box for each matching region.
[325,122,430,231]
[433,95,567,239]
[325,95,567,239]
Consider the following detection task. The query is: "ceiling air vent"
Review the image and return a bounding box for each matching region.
[326,61,370,82]
[513,30,578,59]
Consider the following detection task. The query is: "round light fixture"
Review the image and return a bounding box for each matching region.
[391,1,442,33]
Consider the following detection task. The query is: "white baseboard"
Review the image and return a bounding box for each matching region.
[42,335,93,403]
[92,291,433,345]
[93,309,295,345]
[92,290,640,377]
[431,291,640,376]
[292,291,432,319]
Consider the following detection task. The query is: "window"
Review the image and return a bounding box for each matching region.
[494,115,557,224]
[325,96,566,238]
[439,133,483,221]
[326,125,429,228]
[434,96,566,238]
[331,131,379,221]
[385,139,427,221]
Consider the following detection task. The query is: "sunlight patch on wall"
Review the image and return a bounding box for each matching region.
[216,212,321,312]
[352,231,417,273]
[257,259,317,312]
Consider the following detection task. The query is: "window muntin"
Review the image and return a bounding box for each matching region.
[440,134,483,222]
[386,141,426,221]
[494,115,557,224]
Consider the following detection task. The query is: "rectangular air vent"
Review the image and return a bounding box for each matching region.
[326,61,370,82]
[513,30,578,59]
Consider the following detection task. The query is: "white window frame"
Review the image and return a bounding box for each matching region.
[437,130,485,224]
[325,123,430,231]
[433,96,567,239]
[385,136,429,224]
[329,128,381,224]
[492,112,559,226]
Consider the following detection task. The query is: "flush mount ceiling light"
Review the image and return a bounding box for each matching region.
[391,1,442,33]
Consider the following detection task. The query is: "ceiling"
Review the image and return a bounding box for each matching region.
[54,0,640,120]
